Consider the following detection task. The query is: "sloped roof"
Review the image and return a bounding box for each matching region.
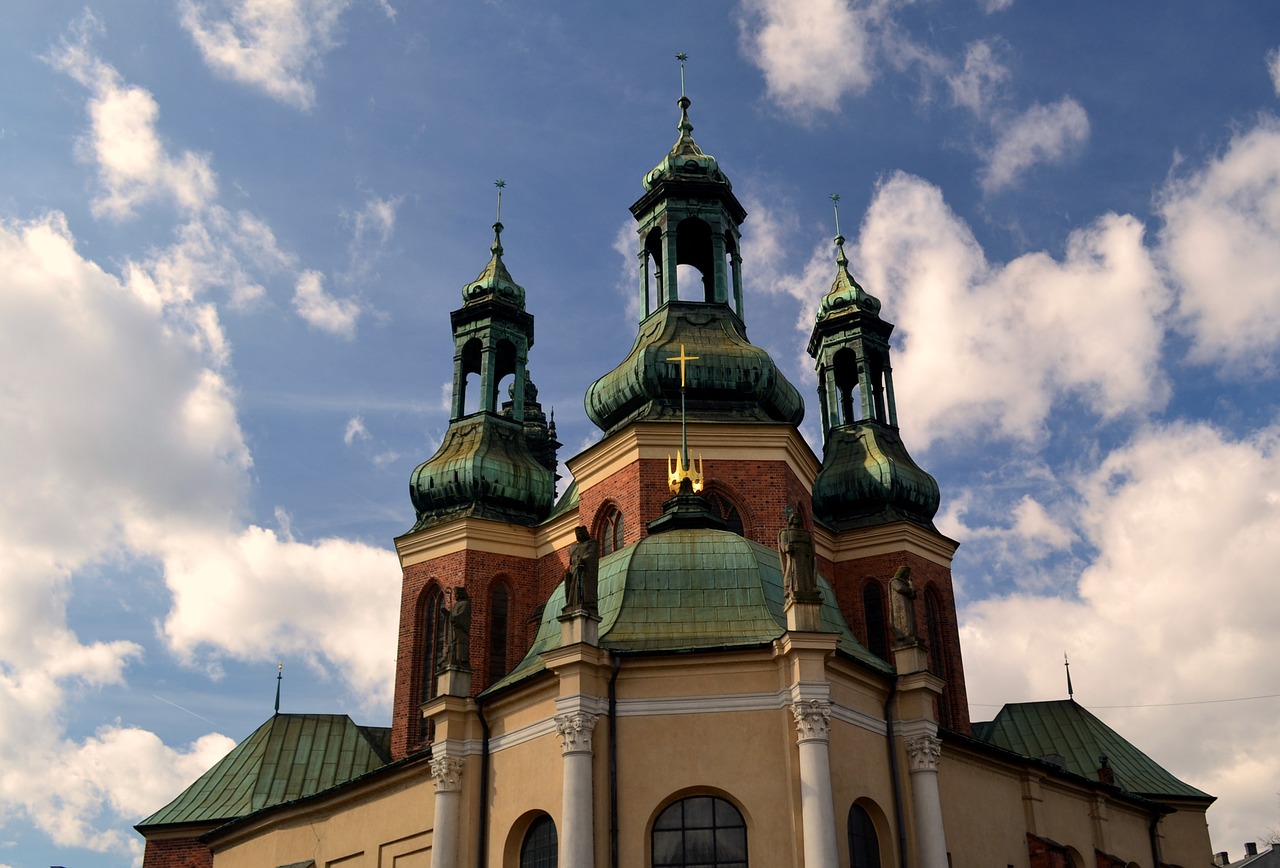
[137,714,392,829]
[487,527,890,693]
[973,699,1210,800]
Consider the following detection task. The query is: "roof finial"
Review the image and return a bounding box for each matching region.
[1064,652,1075,699]
[274,661,283,715]
[830,193,849,268]
[830,192,842,238]
[494,178,505,223]
[676,52,688,97]
[491,180,506,257]
[665,343,704,493]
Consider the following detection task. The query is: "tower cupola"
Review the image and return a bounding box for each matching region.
[807,220,939,530]
[585,76,803,435]
[408,214,554,530]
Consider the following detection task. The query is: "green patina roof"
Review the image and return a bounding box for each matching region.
[812,423,940,531]
[137,714,392,829]
[487,527,891,694]
[973,700,1210,801]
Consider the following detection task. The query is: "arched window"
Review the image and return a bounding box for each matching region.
[520,814,558,868]
[487,581,511,685]
[420,585,445,743]
[848,803,881,868]
[652,795,747,868]
[862,582,887,659]
[599,506,624,556]
[704,491,744,537]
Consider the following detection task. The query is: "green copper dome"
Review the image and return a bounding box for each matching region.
[487,524,890,694]
[812,423,940,531]
[461,222,525,308]
[584,301,804,434]
[408,415,553,531]
[643,96,731,190]
[816,236,881,321]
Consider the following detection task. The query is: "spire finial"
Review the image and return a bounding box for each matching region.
[491,180,506,257]
[830,193,842,238]
[830,193,849,268]
[1064,652,1074,699]
[676,52,688,97]
[274,661,283,715]
[494,179,505,223]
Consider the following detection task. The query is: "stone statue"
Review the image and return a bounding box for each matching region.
[564,526,599,614]
[889,566,917,642]
[778,511,817,601]
[439,587,471,670]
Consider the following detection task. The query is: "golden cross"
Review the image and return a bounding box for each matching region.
[666,343,698,388]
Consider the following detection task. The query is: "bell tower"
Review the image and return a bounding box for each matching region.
[807,213,971,733]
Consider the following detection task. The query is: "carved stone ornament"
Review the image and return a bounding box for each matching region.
[429,756,465,793]
[790,700,832,743]
[555,711,599,755]
[905,734,942,772]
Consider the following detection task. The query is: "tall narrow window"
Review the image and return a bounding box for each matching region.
[420,586,445,743]
[652,795,747,868]
[925,588,953,728]
[599,507,624,555]
[848,804,881,868]
[862,582,887,659]
[488,582,510,684]
[520,814,558,868]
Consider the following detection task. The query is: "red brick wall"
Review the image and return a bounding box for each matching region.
[140,836,212,868]
[831,549,971,734]
[1028,833,1072,868]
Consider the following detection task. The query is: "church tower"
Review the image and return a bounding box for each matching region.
[390,217,562,759]
[807,225,971,732]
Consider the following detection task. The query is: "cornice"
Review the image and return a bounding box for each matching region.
[566,421,821,494]
[395,510,579,567]
[818,520,959,567]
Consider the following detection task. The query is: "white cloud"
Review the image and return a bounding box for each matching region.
[853,172,1169,448]
[961,421,1280,850]
[47,14,217,219]
[737,0,887,116]
[344,415,370,444]
[980,0,1014,11]
[948,40,1009,115]
[1268,48,1280,96]
[180,0,353,110]
[1159,116,1280,370]
[293,269,362,337]
[981,97,1090,192]
[0,212,395,856]
[345,193,402,280]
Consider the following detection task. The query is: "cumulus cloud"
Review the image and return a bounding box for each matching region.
[344,415,371,444]
[1269,48,1280,96]
[293,269,363,336]
[0,211,395,856]
[1159,116,1280,369]
[180,0,353,110]
[981,97,1090,191]
[961,421,1280,849]
[737,0,887,116]
[46,13,217,219]
[853,172,1169,447]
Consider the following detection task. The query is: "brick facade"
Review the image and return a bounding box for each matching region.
[140,836,213,868]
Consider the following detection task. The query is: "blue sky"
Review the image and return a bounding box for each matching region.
[3,1,1280,865]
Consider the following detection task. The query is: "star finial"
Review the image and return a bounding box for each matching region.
[676,53,688,97]
[830,193,842,238]
[494,179,506,223]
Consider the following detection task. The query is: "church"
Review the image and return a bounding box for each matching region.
[135,88,1215,868]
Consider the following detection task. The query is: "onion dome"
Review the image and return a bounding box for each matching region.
[816,235,881,321]
[409,414,554,531]
[811,425,940,531]
[584,300,804,434]
[643,95,731,190]
[461,222,525,308]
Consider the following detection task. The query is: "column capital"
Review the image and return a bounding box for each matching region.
[555,711,599,755]
[429,755,465,793]
[905,734,942,772]
[791,699,832,744]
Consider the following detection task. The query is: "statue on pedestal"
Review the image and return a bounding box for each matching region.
[439,587,471,670]
[564,526,599,615]
[889,566,917,642]
[778,511,817,601]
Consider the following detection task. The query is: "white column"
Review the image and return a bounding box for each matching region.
[905,734,949,868]
[792,700,839,868]
[557,711,598,868]
[429,754,465,868]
